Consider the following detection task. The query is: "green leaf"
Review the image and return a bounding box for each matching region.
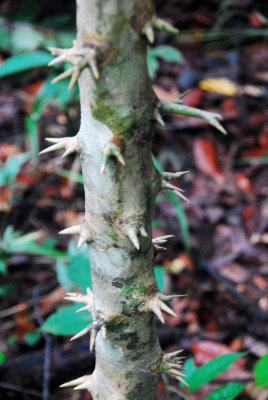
[205,383,245,400]
[0,51,53,77]
[0,259,7,275]
[41,304,92,335]
[24,331,41,347]
[0,153,30,186]
[149,45,185,64]
[181,358,196,388]
[254,352,268,387]
[187,352,246,392]
[56,259,73,290]
[68,241,92,292]
[154,266,164,291]
[55,168,84,184]
[147,51,159,79]
[0,352,6,364]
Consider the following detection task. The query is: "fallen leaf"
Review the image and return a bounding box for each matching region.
[193,138,224,183]
[199,78,238,97]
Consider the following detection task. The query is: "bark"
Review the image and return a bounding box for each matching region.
[42,1,200,399]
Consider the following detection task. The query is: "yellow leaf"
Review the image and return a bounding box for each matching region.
[199,78,238,96]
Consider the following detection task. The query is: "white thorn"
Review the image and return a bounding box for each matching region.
[152,235,174,245]
[76,305,90,313]
[70,324,91,341]
[60,375,89,388]
[89,328,97,352]
[140,226,148,238]
[144,24,154,43]
[59,225,81,236]
[159,300,177,318]
[155,109,165,126]
[160,293,185,301]
[87,53,99,80]
[149,299,164,324]
[165,350,184,360]
[126,227,140,249]
[162,171,189,180]
[77,235,86,250]
[39,141,65,155]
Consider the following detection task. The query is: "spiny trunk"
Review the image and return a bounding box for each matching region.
[41,1,225,399]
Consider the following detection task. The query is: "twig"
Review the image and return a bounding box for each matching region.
[0,382,54,399]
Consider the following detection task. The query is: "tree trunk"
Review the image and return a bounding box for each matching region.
[42,0,225,399]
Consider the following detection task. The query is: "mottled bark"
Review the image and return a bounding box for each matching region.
[43,1,192,399]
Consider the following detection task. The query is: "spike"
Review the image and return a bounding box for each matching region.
[167,362,184,370]
[159,300,177,317]
[154,109,165,126]
[76,305,90,313]
[70,324,92,341]
[153,18,179,35]
[163,182,189,202]
[149,299,164,324]
[162,171,189,180]
[152,235,174,245]
[209,116,227,135]
[59,224,81,236]
[87,53,99,80]
[77,235,87,250]
[126,227,140,249]
[51,68,73,85]
[160,293,186,301]
[89,328,97,352]
[39,141,65,155]
[143,24,154,43]
[68,67,80,91]
[101,142,125,173]
[60,375,89,388]
[140,226,148,238]
[101,324,107,339]
[154,244,166,252]
[165,350,184,360]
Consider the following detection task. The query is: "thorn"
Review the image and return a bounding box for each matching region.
[101,142,125,173]
[159,300,177,318]
[126,226,140,249]
[209,116,227,135]
[165,350,184,360]
[89,331,97,352]
[160,293,186,301]
[48,54,66,66]
[154,244,166,252]
[163,182,189,202]
[162,171,189,180]
[68,67,80,92]
[154,109,165,126]
[140,226,148,238]
[149,299,164,324]
[77,235,86,250]
[101,324,107,339]
[70,324,92,341]
[51,68,73,85]
[60,375,89,388]
[87,53,99,80]
[143,24,154,43]
[59,225,81,236]
[153,18,179,35]
[152,235,174,245]
[39,141,65,155]
[76,305,90,313]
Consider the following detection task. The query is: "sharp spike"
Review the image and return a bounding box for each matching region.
[48,54,66,66]
[173,190,190,203]
[59,225,81,236]
[39,141,65,155]
[76,305,90,313]
[126,227,140,249]
[101,324,107,339]
[149,300,164,324]
[167,363,184,370]
[154,244,166,252]
[70,324,91,341]
[165,350,184,359]
[169,369,187,378]
[153,18,179,35]
[60,375,89,388]
[45,137,63,144]
[87,53,99,80]
[89,328,97,352]
[159,300,177,317]
[209,117,227,135]
[140,226,148,238]
[162,171,189,180]
[77,235,86,250]
[51,68,73,85]
[68,67,80,91]
[74,382,90,391]
[152,235,174,245]
[155,109,165,126]
[160,293,186,301]
[144,24,154,43]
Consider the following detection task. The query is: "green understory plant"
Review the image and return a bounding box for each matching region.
[37,1,227,399]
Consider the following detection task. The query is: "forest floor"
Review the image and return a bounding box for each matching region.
[0,0,267,399]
